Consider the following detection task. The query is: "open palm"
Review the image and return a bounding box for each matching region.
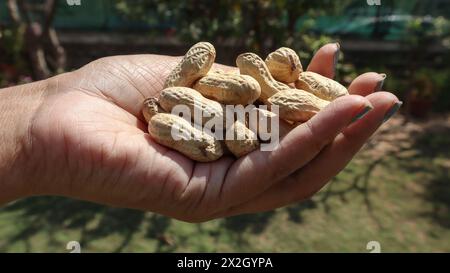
[29,44,399,222]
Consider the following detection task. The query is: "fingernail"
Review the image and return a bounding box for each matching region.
[374,73,386,92]
[333,42,340,69]
[350,105,373,125]
[383,101,403,123]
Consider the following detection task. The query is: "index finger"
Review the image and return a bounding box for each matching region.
[307,43,340,79]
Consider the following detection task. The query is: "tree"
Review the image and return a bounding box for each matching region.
[6,0,66,80]
[114,0,349,59]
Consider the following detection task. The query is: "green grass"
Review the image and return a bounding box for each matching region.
[1,116,449,252]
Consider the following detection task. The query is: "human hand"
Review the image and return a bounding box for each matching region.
[0,43,401,222]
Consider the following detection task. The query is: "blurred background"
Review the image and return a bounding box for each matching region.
[0,0,449,252]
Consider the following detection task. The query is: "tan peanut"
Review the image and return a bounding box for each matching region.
[193,72,261,105]
[236,52,290,103]
[164,42,216,88]
[142,97,164,123]
[158,86,225,125]
[148,113,223,162]
[265,47,303,83]
[268,89,330,122]
[295,71,348,101]
[210,69,239,75]
[225,120,260,157]
[148,41,354,161]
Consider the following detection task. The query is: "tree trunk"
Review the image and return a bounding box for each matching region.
[6,0,65,80]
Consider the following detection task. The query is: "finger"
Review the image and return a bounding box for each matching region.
[221,92,400,215]
[219,95,373,209]
[307,43,340,79]
[348,72,386,96]
[284,92,400,201]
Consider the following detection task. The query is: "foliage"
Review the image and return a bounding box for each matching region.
[404,16,450,45]
[114,0,360,90]
[0,24,31,87]
[1,0,64,83]
[402,16,450,110]
[114,0,350,58]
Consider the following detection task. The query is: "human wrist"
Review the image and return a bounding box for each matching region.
[0,80,47,204]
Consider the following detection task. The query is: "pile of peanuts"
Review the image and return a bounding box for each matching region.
[142,42,349,162]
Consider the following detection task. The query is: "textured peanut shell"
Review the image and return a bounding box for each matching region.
[265,47,303,83]
[159,87,225,126]
[193,72,261,105]
[164,42,216,88]
[142,97,163,123]
[295,71,348,101]
[225,120,260,157]
[268,89,330,122]
[236,53,290,103]
[149,113,223,162]
[210,69,239,75]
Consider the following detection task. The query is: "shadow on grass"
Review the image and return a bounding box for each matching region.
[0,196,281,251]
[286,200,317,223]
[409,124,450,228]
[315,159,385,229]
[223,211,275,234]
[422,169,450,228]
[0,159,388,252]
[0,197,149,252]
[320,117,450,230]
[145,214,175,252]
[3,117,448,251]
[220,211,276,248]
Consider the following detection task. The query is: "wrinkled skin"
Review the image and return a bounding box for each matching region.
[4,44,400,222]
